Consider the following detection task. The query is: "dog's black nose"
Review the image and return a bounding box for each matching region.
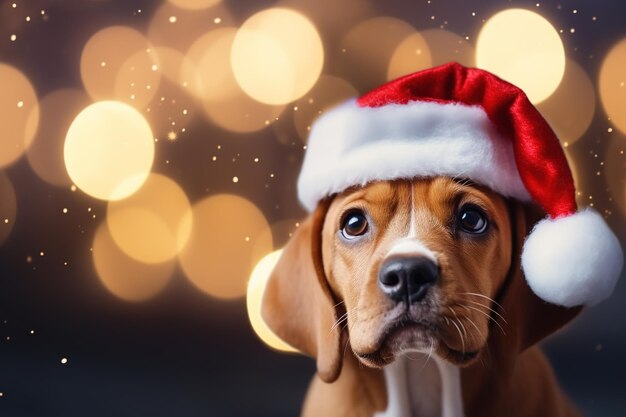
[378,257,438,303]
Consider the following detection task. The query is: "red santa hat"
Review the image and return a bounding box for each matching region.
[298,62,623,308]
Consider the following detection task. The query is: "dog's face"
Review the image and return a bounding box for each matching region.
[262,176,579,383]
[322,178,512,367]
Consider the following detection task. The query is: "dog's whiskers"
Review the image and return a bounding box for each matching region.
[463,299,508,325]
[457,292,505,311]
[463,304,507,335]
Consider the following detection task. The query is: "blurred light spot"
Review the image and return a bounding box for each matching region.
[64,101,154,201]
[186,28,285,132]
[0,172,17,246]
[115,47,162,109]
[80,26,152,105]
[231,8,324,105]
[60,358,68,364]
[387,31,432,80]
[166,0,220,10]
[537,59,595,145]
[26,89,90,186]
[148,2,234,51]
[179,194,272,299]
[606,139,626,218]
[0,63,39,168]
[476,9,565,103]
[246,249,298,352]
[107,174,192,264]
[421,29,475,67]
[93,221,174,301]
[340,17,417,90]
[599,38,626,135]
[292,75,357,142]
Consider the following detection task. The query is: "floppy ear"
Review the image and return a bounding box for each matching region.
[261,200,343,383]
[490,201,582,368]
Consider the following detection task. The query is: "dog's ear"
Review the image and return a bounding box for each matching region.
[261,200,343,383]
[490,202,582,366]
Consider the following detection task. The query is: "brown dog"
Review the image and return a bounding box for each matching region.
[262,178,582,417]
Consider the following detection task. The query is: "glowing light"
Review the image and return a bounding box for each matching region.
[537,59,596,145]
[246,250,298,352]
[599,38,626,135]
[64,101,155,201]
[421,29,475,67]
[26,89,89,186]
[292,75,357,142]
[179,194,272,299]
[80,26,152,104]
[115,47,161,109]
[0,63,39,168]
[186,28,285,132]
[340,17,417,90]
[0,172,17,246]
[106,174,192,264]
[231,8,324,105]
[166,0,220,10]
[93,221,175,301]
[387,31,432,81]
[476,9,565,103]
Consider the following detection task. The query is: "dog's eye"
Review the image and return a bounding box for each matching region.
[458,205,488,234]
[341,210,369,239]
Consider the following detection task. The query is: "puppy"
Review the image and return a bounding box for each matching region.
[263,178,581,417]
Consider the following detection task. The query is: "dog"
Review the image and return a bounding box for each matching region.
[262,178,582,417]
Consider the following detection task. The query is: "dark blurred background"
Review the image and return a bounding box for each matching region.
[0,0,625,416]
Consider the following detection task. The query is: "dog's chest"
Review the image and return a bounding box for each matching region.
[374,355,464,417]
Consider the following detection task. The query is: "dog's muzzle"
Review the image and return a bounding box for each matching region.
[378,256,439,304]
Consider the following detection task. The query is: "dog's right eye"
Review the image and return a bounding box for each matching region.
[340,210,369,239]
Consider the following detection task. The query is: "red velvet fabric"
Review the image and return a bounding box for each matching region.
[357,62,577,218]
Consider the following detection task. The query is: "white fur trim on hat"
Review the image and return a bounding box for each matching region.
[297,99,531,211]
[521,208,624,307]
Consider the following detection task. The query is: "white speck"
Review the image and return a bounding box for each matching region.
[214,17,222,24]
[169,16,177,23]
[61,358,68,364]
[232,176,239,183]
[10,34,17,42]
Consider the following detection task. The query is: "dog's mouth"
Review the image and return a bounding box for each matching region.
[354,315,479,368]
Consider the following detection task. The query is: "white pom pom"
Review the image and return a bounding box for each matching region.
[521,208,623,307]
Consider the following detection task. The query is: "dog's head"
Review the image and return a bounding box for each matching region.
[261,177,581,382]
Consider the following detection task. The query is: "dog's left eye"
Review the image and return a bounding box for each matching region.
[458,205,488,234]
[341,210,369,239]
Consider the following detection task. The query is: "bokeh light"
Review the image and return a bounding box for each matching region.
[421,29,475,67]
[186,27,286,132]
[292,75,358,142]
[64,101,155,201]
[92,221,175,301]
[340,17,417,89]
[0,63,39,168]
[0,172,17,246]
[606,138,626,218]
[148,2,234,52]
[26,89,90,186]
[246,249,298,352]
[107,174,192,264]
[231,8,324,105]
[114,47,162,109]
[166,0,220,11]
[80,26,152,105]
[537,59,596,146]
[476,9,565,103]
[179,194,272,299]
[599,38,626,135]
[387,31,432,81]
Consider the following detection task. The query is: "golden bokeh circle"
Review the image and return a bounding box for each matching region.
[537,59,596,145]
[476,9,565,103]
[80,26,152,105]
[26,89,90,187]
[166,0,220,11]
[0,172,17,246]
[64,101,155,201]
[246,249,298,352]
[92,221,175,301]
[387,32,432,81]
[179,194,272,299]
[421,29,475,67]
[599,38,626,135]
[0,63,39,168]
[231,8,324,105]
[107,174,192,264]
